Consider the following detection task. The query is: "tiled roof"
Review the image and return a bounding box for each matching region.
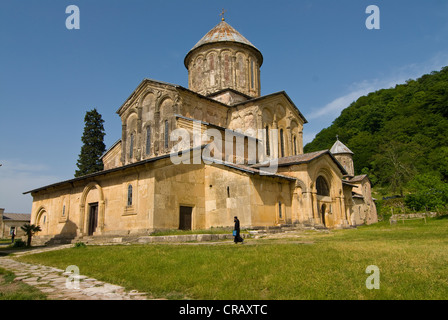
[190,21,258,53]
[3,213,31,221]
[350,175,368,183]
[251,150,348,176]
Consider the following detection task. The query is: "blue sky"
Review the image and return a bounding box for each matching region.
[1,0,448,212]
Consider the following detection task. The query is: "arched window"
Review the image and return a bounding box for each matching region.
[265,126,270,156]
[278,201,283,219]
[293,136,297,155]
[316,176,330,196]
[127,185,133,206]
[129,133,134,159]
[280,129,285,157]
[146,126,151,156]
[250,60,255,89]
[164,120,169,149]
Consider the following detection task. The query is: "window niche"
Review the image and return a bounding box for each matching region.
[123,183,137,216]
[146,126,151,156]
[59,200,69,223]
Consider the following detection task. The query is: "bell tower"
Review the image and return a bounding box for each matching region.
[330,137,355,178]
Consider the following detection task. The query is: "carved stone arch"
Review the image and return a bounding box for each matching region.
[139,89,157,113]
[314,168,334,197]
[205,49,219,59]
[235,49,248,56]
[235,51,248,88]
[33,206,49,236]
[34,206,46,224]
[295,179,307,193]
[194,54,205,65]
[220,49,233,88]
[79,181,105,236]
[290,119,299,131]
[124,108,139,125]
[261,106,274,126]
[155,94,175,114]
[275,103,286,120]
[138,88,156,105]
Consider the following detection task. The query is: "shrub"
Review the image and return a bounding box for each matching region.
[12,239,26,248]
[74,242,87,248]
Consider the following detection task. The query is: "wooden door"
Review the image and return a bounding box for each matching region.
[88,203,98,236]
[179,206,192,231]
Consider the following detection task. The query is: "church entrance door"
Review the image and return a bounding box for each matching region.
[88,203,98,236]
[321,204,326,227]
[179,206,192,230]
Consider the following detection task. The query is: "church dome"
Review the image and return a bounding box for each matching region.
[184,20,263,67]
[184,19,263,98]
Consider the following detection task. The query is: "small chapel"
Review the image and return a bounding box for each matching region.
[25,17,377,244]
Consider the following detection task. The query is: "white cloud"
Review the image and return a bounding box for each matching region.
[0,159,61,213]
[308,87,374,120]
[305,53,448,142]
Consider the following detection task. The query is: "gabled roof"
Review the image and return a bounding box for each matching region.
[3,213,31,221]
[251,150,348,176]
[116,78,231,115]
[100,139,121,160]
[349,174,371,184]
[202,156,296,181]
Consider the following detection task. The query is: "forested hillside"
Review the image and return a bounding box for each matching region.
[304,66,448,201]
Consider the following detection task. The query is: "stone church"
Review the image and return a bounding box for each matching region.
[24,18,377,243]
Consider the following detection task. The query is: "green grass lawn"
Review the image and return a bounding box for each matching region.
[15,217,448,300]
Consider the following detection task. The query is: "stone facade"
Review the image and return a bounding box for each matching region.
[24,19,377,244]
[0,208,31,239]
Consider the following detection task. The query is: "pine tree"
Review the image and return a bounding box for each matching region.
[75,109,106,177]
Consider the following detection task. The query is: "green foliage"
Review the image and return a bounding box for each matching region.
[75,109,106,177]
[404,173,448,211]
[12,239,26,248]
[305,66,448,197]
[20,224,42,247]
[74,241,87,248]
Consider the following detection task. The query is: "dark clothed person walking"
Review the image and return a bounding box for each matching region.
[233,216,244,244]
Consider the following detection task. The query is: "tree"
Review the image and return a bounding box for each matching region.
[404,173,448,211]
[75,109,106,177]
[304,66,448,192]
[20,224,42,247]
